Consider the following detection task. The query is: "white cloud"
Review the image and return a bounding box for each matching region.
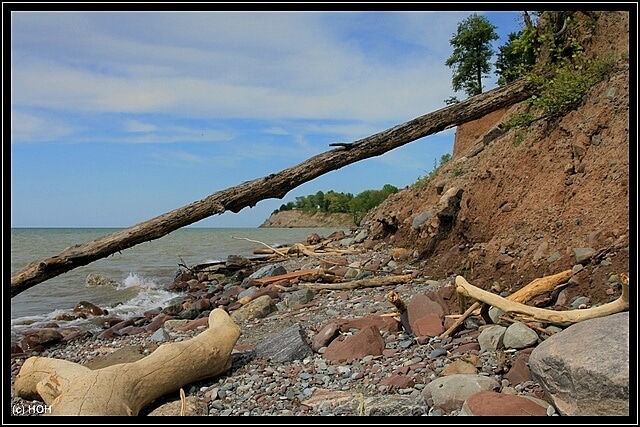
[125,119,157,133]
[11,111,78,142]
[11,12,467,123]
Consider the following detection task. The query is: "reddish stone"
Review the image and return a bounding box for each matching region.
[20,328,62,352]
[174,316,209,332]
[328,266,349,277]
[312,322,341,351]
[323,325,385,363]
[119,326,146,336]
[382,374,415,389]
[251,285,281,301]
[192,298,212,312]
[505,354,533,386]
[393,366,410,375]
[320,257,348,269]
[452,342,481,354]
[145,313,171,332]
[464,391,547,416]
[233,344,255,353]
[406,294,444,334]
[335,315,400,333]
[413,313,445,337]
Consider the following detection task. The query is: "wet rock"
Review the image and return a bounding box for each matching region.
[85,273,118,288]
[73,301,106,316]
[20,328,63,353]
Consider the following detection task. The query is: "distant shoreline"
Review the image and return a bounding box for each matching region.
[259,210,355,229]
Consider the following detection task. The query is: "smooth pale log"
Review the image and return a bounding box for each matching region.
[506,269,573,304]
[455,275,629,326]
[14,309,241,416]
[441,270,574,338]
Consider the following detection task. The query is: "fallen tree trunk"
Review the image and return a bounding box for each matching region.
[11,78,533,297]
[454,275,629,326]
[14,309,240,415]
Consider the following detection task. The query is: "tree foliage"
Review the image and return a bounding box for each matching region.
[272,184,399,225]
[494,28,537,85]
[445,13,499,97]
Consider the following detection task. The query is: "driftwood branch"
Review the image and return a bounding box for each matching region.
[303,274,412,291]
[506,269,573,304]
[14,309,241,415]
[11,78,533,297]
[231,236,288,258]
[250,268,343,286]
[440,269,575,338]
[455,275,629,326]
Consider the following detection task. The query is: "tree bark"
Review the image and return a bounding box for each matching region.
[11,78,533,297]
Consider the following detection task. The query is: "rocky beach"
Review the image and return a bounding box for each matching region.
[9,11,631,420]
[10,229,630,418]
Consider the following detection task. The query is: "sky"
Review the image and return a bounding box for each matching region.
[9,7,525,228]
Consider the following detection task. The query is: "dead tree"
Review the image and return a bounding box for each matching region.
[11,78,533,297]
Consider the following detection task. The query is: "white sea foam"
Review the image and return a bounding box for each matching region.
[107,274,182,319]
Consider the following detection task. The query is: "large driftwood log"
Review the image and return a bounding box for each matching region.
[14,309,241,416]
[11,78,533,297]
[455,275,629,326]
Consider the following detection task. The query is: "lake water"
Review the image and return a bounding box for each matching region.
[10,227,345,338]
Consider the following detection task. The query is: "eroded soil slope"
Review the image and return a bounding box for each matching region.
[361,11,630,309]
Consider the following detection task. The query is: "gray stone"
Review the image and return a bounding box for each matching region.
[529,312,629,416]
[423,374,500,412]
[503,322,539,349]
[478,325,506,351]
[255,324,313,363]
[573,247,596,264]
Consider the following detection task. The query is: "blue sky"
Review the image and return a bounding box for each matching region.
[9,9,525,228]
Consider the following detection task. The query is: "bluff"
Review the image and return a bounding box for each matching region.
[357,11,629,308]
[259,210,354,229]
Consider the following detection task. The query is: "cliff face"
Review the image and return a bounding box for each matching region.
[259,210,355,229]
[360,11,630,306]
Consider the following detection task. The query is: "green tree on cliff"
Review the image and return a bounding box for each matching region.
[445,13,499,97]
